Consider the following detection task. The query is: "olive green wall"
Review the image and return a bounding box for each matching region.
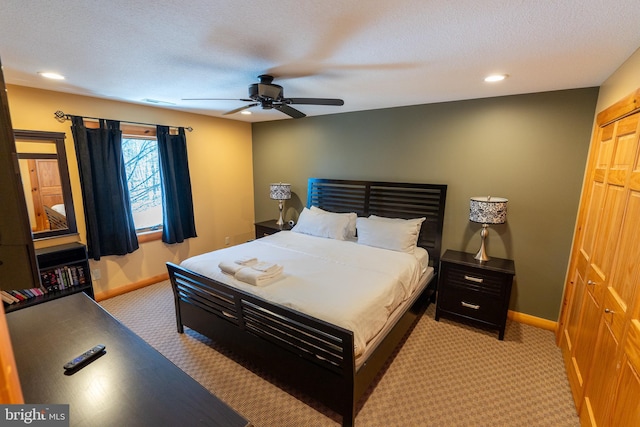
[252,88,599,321]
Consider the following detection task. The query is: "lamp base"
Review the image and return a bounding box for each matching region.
[276,200,285,226]
[474,224,490,262]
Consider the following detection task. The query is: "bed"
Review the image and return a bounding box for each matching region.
[167,178,447,426]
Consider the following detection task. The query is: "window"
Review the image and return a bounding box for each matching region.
[121,136,163,232]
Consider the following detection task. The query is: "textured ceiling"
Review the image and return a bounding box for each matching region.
[1,0,640,122]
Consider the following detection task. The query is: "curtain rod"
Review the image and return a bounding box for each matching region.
[53,110,193,132]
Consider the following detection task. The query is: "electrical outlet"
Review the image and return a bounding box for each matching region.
[225,236,230,246]
[91,269,101,280]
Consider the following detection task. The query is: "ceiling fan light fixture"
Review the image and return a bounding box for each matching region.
[251,83,282,100]
[240,110,252,115]
[141,98,176,106]
[188,75,343,119]
[484,74,508,83]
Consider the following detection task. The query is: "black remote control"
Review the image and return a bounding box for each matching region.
[63,344,106,370]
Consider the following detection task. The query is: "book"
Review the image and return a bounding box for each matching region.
[1,291,18,304]
[70,266,79,286]
[30,288,44,297]
[56,268,66,290]
[8,290,26,301]
[15,290,31,300]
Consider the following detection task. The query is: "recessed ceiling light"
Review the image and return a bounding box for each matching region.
[38,72,65,80]
[484,74,508,83]
[141,98,176,106]
[240,110,252,115]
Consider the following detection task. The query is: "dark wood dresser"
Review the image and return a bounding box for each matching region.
[435,249,515,340]
[7,293,251,427]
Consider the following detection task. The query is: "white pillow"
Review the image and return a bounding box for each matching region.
[356,216,424,253]
[291,207,351,240]
[310,206,357,239]
[368,215,426,235]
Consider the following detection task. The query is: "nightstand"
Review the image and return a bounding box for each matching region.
[254,219,293,238]
[435,249,515,340]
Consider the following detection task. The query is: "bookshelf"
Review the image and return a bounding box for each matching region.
[2,243,93,313]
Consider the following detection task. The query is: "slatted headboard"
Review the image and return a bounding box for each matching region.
[306,178,447,270]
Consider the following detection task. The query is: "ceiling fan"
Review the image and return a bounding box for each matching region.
[183,74,344,119]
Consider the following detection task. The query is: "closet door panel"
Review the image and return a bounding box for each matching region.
[580,320,619,427]
[588,114,637,305]
[562,123,613,404]
[586,183,625,304]
[565,264,586,352]
[573,291,602,388]
[610,321,640,426]
[606,190,640,324]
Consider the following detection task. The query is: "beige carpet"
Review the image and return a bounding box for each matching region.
[100,281,579,426]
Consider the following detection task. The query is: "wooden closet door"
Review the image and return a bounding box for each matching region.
[558,90,640,421]
[580,112,640,426]
[560,120,615,407]
[604,139,640,427]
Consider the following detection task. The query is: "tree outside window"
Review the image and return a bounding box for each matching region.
[122,137,163,231]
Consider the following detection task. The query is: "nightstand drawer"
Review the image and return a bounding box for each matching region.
[438,287,502,324]
[444,266,505,297]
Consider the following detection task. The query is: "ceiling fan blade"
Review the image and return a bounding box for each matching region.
[275,104,306,119]
[286,97,344,106]
[182,98,254,102]
[223,103,259,115]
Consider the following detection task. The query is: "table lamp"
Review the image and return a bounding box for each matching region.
[469,196,508,262]
[270,183,291,226]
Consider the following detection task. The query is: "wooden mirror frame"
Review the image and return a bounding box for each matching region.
[14,130,78,240]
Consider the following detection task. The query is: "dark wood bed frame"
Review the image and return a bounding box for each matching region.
[167,178,447,426]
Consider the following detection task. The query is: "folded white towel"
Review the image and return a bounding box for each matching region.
[218,261,246,275]
[235,256,257,266]
[251,261,280,274]
[235,265,283,286]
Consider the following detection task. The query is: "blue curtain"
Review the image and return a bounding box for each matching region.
[157,126,197,244]
[71,117,139,260]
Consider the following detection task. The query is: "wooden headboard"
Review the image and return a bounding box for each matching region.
[306,178,447,270]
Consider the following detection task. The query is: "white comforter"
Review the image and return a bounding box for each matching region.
[180,231,424,357]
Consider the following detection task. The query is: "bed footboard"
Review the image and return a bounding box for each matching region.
[167,262,357,426]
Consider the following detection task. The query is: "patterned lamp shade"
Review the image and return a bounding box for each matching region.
[270,183,291,201]
[469,196,508,224]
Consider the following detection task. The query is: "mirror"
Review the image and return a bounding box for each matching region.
[14,130,78,239]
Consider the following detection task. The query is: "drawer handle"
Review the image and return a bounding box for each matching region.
[464,275,484,283]
[461,301,480,310]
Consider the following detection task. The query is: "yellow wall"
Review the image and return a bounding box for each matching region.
[596,46,640,113]
[6,85,254,297]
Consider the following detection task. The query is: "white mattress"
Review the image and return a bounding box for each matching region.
[356,267,433,369]
[180,231,428,358]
